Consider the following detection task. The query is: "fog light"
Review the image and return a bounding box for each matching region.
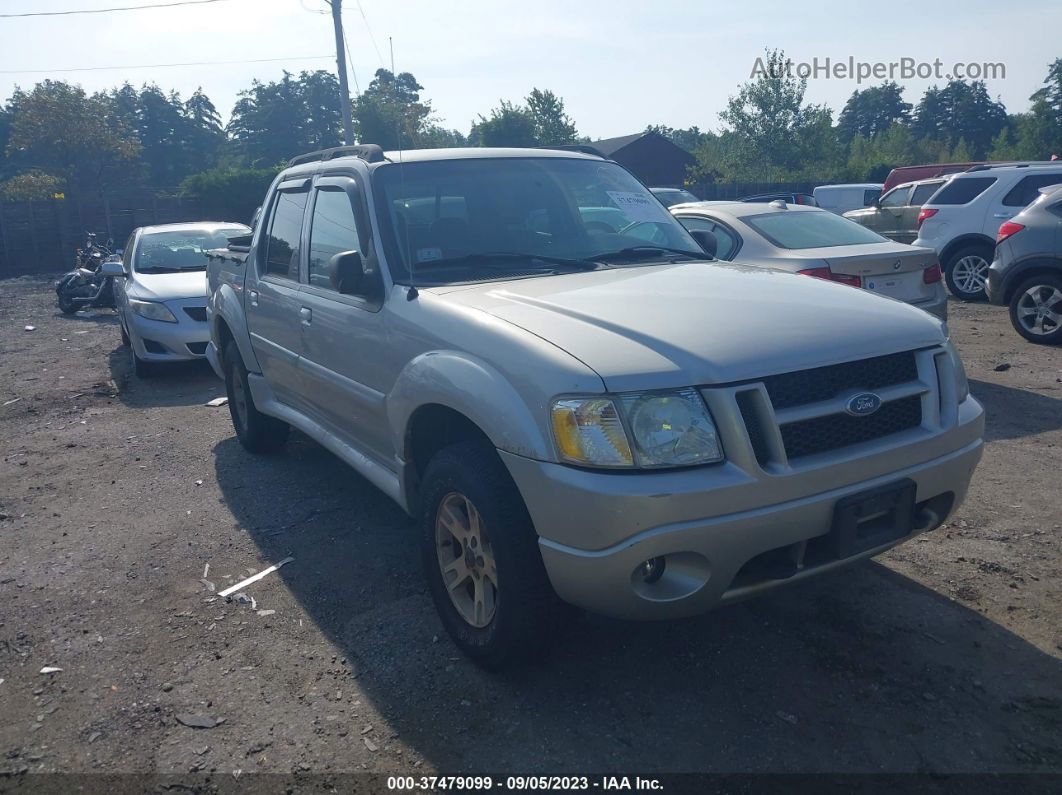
[638,556,666,584]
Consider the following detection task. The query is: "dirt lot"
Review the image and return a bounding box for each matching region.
[0,275,1060,782]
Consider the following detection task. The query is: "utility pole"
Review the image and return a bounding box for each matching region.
[328,0,355,145]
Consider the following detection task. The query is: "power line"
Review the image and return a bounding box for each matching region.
[0,0,229,17]
[0,54,332,74]
[354,0,385,68]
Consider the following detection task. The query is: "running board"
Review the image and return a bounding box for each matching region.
[246,373,406,511]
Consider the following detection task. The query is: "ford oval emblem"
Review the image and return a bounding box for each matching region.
[846,392,882,417]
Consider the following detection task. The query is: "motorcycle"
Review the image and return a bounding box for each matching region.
[56,232,119,314]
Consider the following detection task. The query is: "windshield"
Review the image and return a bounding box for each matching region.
[744,210,888,249]
[135,227,250,272]
[372,157,704,284]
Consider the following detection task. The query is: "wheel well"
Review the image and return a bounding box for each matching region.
[1005,264,1062,303]
[214,317,234,366]
[406,405,492,481]
[940,235,994,269]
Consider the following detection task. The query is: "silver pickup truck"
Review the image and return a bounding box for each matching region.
[206,145,984,668]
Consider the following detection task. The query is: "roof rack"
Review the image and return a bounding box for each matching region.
[288,144,387,167]
[536,144,606,158]
[964,161,1062,173]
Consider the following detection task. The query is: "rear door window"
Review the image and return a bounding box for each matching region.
[263,189,309,280]
[929,177,996,205]
[1002,174,1062,207]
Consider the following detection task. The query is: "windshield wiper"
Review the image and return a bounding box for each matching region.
[416,251,603,272]
[594,245,707,262]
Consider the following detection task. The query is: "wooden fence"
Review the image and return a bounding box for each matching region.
[0,191,225,278]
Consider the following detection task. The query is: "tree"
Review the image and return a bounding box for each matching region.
[837,82,911,143]
[0,170,63,200]
[352,68,435,149]
[183,88,225,171]
[228,71,343,166]
[714,48,837,179]
[911,80,1007,158]
[526,88,577,145]
[469,101,539,147]
[645,125,710,152]
[5,80,140,194]
[180,165,280,224]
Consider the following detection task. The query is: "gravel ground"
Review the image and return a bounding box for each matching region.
[0,275,1060,781]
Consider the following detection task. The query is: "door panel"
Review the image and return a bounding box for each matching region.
[297,181,395,467]
[876,186,910,241]
[246,186,309,405]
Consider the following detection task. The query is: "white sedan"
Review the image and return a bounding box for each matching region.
[670,200,948,322]
[104,222,250,377]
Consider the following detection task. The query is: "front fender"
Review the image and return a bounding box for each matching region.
[211,281,262,374]
[387,350,553,462]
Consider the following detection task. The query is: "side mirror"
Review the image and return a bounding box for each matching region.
[689,229,718,259]
[328,250,364,295]
[100,260,127,278]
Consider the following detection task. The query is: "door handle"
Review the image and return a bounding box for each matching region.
[993,213,1012,219]
[300,306,312,326]
[248,290,259,307]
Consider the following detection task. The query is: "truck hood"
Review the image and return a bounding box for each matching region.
[129,269,208,302]
[432,261,945,392]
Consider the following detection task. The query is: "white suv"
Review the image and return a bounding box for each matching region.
[913,163,1062,300]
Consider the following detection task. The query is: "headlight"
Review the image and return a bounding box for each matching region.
[129,298,177,323]
[550,389,723,469]
[944,339,969,402]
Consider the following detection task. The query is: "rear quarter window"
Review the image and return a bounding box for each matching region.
[1001,174,1062,207]
[929,177,996,205]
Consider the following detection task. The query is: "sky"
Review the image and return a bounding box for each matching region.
[0,0,1059,140]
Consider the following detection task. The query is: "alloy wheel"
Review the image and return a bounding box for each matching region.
[952,255,989,295]
[435,492,498,628]
[1015,284,1062,336]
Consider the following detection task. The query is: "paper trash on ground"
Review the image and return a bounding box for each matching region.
[218,557,294,598]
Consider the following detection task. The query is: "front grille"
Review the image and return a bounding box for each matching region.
[780,395,922,459]
[183,306,207,322]
[762,351,918,410]
[736,391,771,466]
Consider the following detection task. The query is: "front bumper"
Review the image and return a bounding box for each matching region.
[126,298,210,362]
[502,395,983,620]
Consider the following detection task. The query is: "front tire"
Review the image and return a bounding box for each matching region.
[420,440,568,669]
[944,245,991,301]
[223,340,289,453]
[131,347,157,378]
[1009,274,1062,344]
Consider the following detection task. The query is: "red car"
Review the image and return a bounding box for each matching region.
[882,163,985,193]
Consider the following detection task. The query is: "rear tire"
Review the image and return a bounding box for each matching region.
[223,340,289,453]
[944,245,991,301]
[1009,274,1062,345]
[57,292,78,315]
[420,440,569,669]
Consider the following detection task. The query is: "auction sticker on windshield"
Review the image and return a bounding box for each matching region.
[606,191,669,223]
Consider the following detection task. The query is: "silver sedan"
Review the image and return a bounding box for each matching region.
[104,223,250,377]
[671,200,948,322]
